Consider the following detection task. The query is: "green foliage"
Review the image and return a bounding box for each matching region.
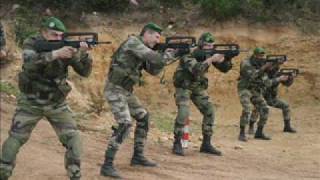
[151,112,174,133]
[198,0,242,20]
[0,81,20,96]
[14,7,39,47]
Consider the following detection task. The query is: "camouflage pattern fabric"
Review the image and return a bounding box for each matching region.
[0,33,92,180]
[104,35,175,159]
[0,22,5,50]
[238,56,280,127]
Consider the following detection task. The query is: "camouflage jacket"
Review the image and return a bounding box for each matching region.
[0,22,5,50]
[107,35,175,92]
[19,34,92,105]
[173,50,232,90]
[238,56,279,93]
[263,67,281,98]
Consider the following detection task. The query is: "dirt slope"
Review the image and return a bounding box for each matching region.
[0,16,320,180]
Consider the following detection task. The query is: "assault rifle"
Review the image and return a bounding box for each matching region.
[278,68,299,77]
[153,36,197,53]
[278,68,299,86]
[193,44,246,61]
[265,55,287,64]
[34,32,112,52]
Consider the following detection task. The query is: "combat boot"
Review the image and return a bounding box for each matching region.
[100,158,121,178]
[131,150,157,167]
[254,126,271,140]
[238,126,248,142]
[200,135,222,156]
[248,122,255,135]
[283,120,297,133]
[172,134,184,156]
[100,147,121,178]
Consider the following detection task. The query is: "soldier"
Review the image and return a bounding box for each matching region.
[248,64,296,134]
[100,23,177,178]
[172,32,232,156]
[0,17,92,180]
[237,47,288,142]
[0,21,7,59]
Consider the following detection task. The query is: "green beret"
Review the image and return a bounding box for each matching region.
[199,32,215,43]
[42,17,67,32]
[254,47,266,55]
[143,22,162,33]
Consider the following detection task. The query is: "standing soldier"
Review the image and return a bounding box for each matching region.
[0,21,7,59]
[0,17,92,180]
[237,47,288,142]
[248,65,296,134]
[172,32,232,156]
[100,23,177,178]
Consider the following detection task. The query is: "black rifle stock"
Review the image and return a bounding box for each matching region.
[153,36,197,52]
[34,32,112,52]
[265,55,287,64]
[278,68,299,77]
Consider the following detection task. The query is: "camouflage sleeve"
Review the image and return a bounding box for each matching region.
[213,57,233,73]
[181,55,209,76]
[127,36,175,75]
[261,73,280,88]
[0,22,6,50]
[22,36,55,64]
[240,61,265,81]
[69,51,92,77]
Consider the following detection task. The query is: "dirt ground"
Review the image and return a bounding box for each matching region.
[0,16,320,180]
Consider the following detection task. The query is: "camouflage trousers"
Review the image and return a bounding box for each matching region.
[104,82,149,156]
[174,87,215,137]
[238,89,269,127]
[0,95,82,179]
[250,96,290,123]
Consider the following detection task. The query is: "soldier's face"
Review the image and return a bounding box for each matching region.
[255,53,265,60]
[203,42,214,50]
[143,30,161,48]
[43,29,64,41]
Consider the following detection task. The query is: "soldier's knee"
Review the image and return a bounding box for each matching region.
[112,123,132,144]
[59,131,82,156]
[136,112,149,132]
[176,105,189,124]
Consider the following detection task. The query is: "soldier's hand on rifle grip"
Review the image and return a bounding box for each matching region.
[52,46,76,60]
[206,54,224,65]
[261,62,273,71]
[79,41,90,52]
[0,49,7,59]
[279,75,289,82]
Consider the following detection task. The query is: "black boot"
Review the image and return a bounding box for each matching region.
[254,126,271,140]
[248,122,255,135]
[238,126,248,142]
[131,150,157,167]
[200,135,222,156]
[100,147,121,178]
[283,120,297,133]
[172,133,184,156]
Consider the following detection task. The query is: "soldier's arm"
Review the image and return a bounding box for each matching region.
[0,22,5,50]
[128,37,175,75]
[240,62,265,81]
[213,57,233,73]
[183,55,210,76]
[69,51,92,77]
[22,37,56,64]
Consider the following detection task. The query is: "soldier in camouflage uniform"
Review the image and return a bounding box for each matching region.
[248,65,296,134]
[0,21,7,59]
[0,17,92,180]
[100,23,177,178]
[237,47,289,142]
[172,32,232,156]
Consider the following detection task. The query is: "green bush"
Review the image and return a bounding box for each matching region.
[197,0,242,20]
